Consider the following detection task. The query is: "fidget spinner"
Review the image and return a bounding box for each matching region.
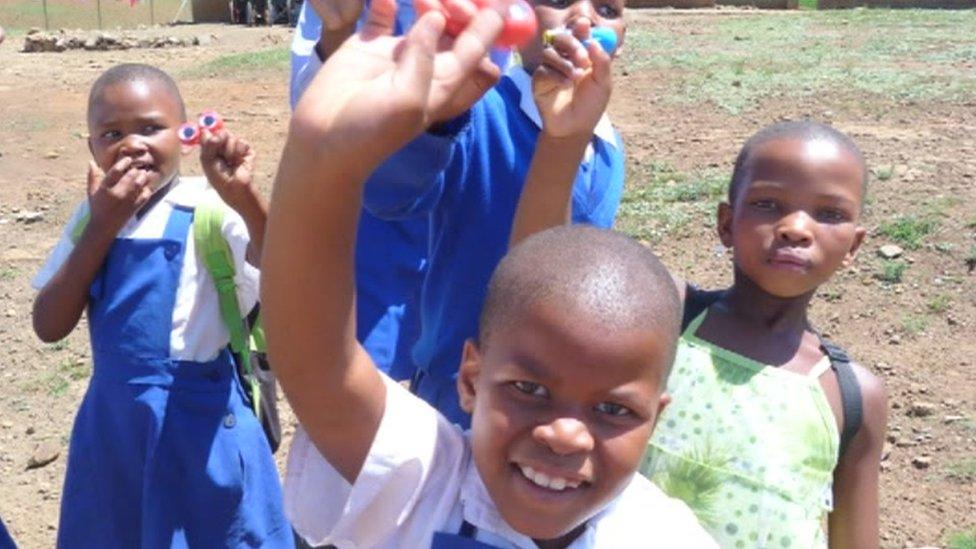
[178,110,224,146]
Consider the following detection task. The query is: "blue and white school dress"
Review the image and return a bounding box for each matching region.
[33,177,293,548]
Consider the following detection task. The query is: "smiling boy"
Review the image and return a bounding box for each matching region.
[263,1,714,546]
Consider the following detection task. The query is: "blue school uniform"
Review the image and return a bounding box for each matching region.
[363,67,625,426]
[37,180,292,548]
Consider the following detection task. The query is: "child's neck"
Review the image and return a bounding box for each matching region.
[722,268,813,334]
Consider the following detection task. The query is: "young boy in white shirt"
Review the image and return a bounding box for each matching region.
[263,1,715,546]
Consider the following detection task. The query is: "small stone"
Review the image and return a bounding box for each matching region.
[878,244,903,259]
[26,441,60,470]
[911,456,931,469]
[896,439,917,448]
[888,335,901,345]
[4,309,14,318]
[908,402,937,417]
[876,362,893,372]
[0,421,11,429]
[944,415,964,424]
[14,211,43,224]
[44,150,60,159]
[25,426,35,435]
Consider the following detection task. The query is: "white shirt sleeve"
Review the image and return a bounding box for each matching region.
[31,200,90,290]
[285,375,468,548]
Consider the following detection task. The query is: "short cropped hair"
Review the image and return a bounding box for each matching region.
[479,225,682,376]
[729,120,867,205]
[88,63,186,121]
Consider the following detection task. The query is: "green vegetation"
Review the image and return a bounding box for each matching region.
[624,11,976,113]
[946,459,976,483]
[927,293,951,314]
[873,165,894,182]
[878,216,936,250]
[188,48,290,77]
[946,528,976,549]
[901,314,928,337]
[0,0,184,30]
[618,163,727,242]
[876,259,907,283]
[24,358,91,397]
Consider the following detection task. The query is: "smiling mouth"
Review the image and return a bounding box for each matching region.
[517,464,585,491]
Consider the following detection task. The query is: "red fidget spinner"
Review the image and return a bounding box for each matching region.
[414,0,537,49]
[178,110,224,146]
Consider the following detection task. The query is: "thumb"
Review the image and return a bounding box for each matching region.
[87,161,104,197]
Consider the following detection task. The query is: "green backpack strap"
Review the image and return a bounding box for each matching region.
[193,202,261,413]
[70,212,91,244]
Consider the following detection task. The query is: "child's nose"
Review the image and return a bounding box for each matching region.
[566,1,597,28]
[119,134,149,155]
[533,417,595,455]
[776,211,814,245]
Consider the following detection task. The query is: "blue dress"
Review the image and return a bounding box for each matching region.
[57,206,293,548]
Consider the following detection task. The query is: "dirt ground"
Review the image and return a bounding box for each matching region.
[0,10,973,549]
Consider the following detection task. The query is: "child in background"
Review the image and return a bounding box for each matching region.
[299,0,628,426]
[642,122,888,548]
[264,1,715,546]
[32,64,292,547]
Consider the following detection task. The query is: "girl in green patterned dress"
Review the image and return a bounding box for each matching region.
[510,120,889,548]
[641,121,888,549]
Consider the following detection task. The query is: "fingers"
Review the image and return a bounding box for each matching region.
[586,39,612,87]
[360,0,398,39]
[87,160,105,197]
[200,128,228,165]
[543,31,591,81]
[448,4,505,77]
[394,10,444,106]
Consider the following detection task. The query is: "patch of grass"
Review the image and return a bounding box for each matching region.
[946,528,976,549]
[877,216,936,251]
[0,268,18,281]
[798,0,817,9]
[623,11,976,113]
[875,259,906,283]
[927,293,951,314]
[188,47,290,77]
[873,165,894,182]
[42,359,91,397]
[901,314,928,337]
[946,459,976,483]
[0,0,185,30]
[618,163,726,243]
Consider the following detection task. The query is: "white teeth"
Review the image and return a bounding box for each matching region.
[518,465,580,491]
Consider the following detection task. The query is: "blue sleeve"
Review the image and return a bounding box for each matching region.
[571,136,625,229]
[289,2,322,109]
[363,112,472,220]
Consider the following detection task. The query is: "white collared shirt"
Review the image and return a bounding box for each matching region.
[32,176,260,362]
[285,375,717,548]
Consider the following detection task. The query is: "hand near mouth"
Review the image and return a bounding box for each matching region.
[86,157,154,237]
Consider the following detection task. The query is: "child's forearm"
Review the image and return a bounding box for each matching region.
[263,131,385,482]
[32,225,115,342]
[317,23,357,63]
[233,189,268,267]
[510,133,590,246]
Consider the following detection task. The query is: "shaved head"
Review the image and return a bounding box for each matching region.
[729,120,867,205]
[479,225,682,376]
[88,63,186,123]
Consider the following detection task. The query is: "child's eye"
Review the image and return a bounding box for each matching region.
[816,208,849,223]
[101,130,122,140]
[141,124,163,135]
[594,401,632,417]
[750,199,778,211]
[512,381,548,398]
[596,3,620,17]
[541,0,571,8]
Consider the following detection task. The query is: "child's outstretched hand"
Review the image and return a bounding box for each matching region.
[86,158,153,236]
[532,19,612,139]
[293,0,505,161]
[200,128,259,212]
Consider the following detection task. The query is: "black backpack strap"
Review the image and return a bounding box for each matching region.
[681,285,726,332]
[819,337,863,457]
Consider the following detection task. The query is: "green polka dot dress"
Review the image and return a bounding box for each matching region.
[641,312,839,549]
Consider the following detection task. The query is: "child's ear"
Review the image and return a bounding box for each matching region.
[717,201,734,248]
[842,225,867,268]
[457,339,483,414]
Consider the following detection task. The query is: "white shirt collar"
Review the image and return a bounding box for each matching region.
[505,65,619,150]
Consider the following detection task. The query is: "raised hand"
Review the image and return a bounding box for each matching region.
[532,18,612,139]
[308,0,366,31]
[293,0,505,161]
[86,157,153,237]
[200,128,259,213]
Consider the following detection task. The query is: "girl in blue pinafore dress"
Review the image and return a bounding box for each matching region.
[32,64,292,548]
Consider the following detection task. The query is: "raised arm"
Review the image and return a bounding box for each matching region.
[510,23,611,246]
[828,364,888,549]
[263,0,503,482]
[33,160,153,342]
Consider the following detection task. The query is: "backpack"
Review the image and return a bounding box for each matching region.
[193,204,282,453]
[681,286,863,457]
[71,203,283,453]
